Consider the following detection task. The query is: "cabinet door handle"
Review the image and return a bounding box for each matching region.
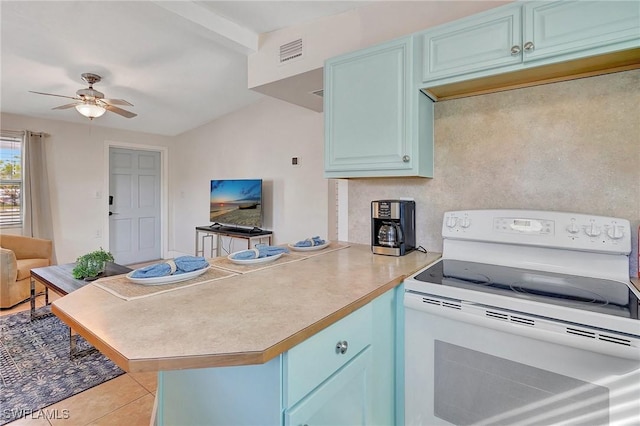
[336,340,348,354]
[523,41,535,52]
[510,45,521,56]
[402,155,410,163]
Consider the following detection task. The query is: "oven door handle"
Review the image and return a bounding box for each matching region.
[405,292,640,361]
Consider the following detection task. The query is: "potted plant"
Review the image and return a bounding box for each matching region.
[72,248,115,280]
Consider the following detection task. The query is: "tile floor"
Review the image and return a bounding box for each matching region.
[1,292,156,426]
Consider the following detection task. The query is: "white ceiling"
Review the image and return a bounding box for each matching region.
[0,1,370,136]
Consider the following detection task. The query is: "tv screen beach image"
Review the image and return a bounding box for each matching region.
[210,179,262,228]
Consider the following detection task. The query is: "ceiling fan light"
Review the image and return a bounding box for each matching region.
[75,103,106,119]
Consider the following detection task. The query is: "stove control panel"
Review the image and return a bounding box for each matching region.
[443,210,631,255]
[494,217,554,235]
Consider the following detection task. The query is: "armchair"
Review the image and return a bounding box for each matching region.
[0,234,53,308]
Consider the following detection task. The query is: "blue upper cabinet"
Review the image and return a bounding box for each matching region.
[523,1,640,62]
[323,1,638,178]
[419,6,522,83]
[418,1,640,96]
[324,36,434,178]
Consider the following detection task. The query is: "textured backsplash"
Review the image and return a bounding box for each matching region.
[348,69,640,276]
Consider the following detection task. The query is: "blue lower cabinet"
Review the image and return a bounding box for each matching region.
[155,286,401,425]
[284,303,373,408]
[285,347,373,426]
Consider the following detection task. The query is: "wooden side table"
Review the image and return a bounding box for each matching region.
[30,262,131,358]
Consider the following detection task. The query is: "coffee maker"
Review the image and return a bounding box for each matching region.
[371,200,416,256]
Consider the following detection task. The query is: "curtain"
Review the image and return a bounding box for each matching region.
[23,131,56,262]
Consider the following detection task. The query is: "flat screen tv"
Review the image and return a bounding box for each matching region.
[209,179,263,232]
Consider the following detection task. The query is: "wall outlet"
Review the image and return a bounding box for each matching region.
[94,229,101,238]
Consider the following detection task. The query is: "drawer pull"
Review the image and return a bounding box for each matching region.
[336,340,348,354]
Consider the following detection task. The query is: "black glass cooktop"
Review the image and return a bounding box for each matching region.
[413,260,639,319]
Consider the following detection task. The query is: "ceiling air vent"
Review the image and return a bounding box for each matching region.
[310,89,324,98]
[280,38,303,64]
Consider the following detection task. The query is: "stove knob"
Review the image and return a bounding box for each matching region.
[460,217,471,228]
[607,226,624,240]
[566,222,580,234]
[584,223,601,237]
[446,216,458,228]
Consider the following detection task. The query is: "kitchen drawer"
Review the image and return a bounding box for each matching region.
[283,303,373,408]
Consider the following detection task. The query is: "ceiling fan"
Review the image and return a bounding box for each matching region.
[29,73,137,119]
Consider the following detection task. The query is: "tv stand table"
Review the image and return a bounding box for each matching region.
[195,226,273,258]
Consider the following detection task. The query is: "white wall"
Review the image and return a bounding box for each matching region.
[170,96,327,256]
[0,113,173,263]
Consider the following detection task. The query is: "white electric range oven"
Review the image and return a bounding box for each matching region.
[404,210,640,425]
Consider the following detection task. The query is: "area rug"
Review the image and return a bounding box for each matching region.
[0,307,124,425]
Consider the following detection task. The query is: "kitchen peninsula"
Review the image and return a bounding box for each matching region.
[52,244,440,425]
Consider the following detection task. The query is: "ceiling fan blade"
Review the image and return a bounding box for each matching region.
[52,102,81,110]
[103,98,133,107]
[105,104,137,118]
[29,91,80,101]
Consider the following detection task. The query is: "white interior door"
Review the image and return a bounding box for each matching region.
[109,147,161,265]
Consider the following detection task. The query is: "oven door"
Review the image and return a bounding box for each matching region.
[405,292,640,426]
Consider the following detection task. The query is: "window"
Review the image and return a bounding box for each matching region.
[0,133,23,227]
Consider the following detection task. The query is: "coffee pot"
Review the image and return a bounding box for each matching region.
[371,200,415,256]
[377,221,404,247]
